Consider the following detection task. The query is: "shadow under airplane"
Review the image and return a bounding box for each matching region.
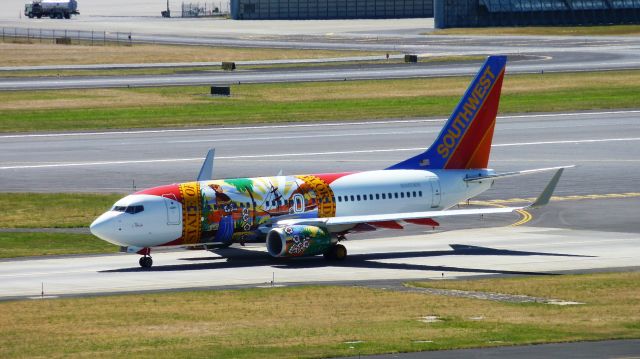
[101,244,594,276]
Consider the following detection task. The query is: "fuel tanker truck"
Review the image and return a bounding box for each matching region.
[25,0,79,19]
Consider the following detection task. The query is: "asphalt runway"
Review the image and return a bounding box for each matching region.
[3,18,640,90]
[1,109,639,196]
[343,339,640,359]
[1,224,639,301]
[1,109,639,300]
[2,50,640,90]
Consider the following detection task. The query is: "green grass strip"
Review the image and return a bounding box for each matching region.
[2,84,640,133]
[0,193,122,228]
[0,232,116,258]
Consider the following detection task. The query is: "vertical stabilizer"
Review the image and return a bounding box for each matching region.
[387,56,506,170]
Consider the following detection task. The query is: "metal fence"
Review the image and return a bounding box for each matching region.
[230,0,434,19]
[1,27,134,45]
[181,2,230,16]
[435,0,640,28]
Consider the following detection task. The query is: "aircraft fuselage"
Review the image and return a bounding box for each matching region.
[91,169,494,250]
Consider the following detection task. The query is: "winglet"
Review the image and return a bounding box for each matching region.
[528,168,565,209]
[197,148,215,181]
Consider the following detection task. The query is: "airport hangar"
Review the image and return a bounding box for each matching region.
[230,0,640,28]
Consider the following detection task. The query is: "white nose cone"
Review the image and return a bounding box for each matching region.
[90,211,122,245]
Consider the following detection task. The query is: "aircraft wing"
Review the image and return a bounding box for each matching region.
[275,168,565,230]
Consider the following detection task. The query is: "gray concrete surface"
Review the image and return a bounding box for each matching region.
[0,54,407,72]
[1,110,638,197]
[0,16,432,37]
[341,339,640,359]
[1,225,639,300]
[2,50,639,90]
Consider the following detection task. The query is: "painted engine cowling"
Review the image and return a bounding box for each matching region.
[266,225,333,258]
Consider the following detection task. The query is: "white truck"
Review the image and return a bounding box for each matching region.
[25,0,79,19]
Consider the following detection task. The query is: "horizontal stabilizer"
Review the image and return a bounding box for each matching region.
[464,165,574,183]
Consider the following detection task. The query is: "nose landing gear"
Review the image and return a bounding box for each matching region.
[137,247,153,268]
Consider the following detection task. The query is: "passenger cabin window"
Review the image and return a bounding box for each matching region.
[382,193,386,199]
[338,196,342,202]
[362,195,367,201]
[376,194,380,200]
[350,195,355,201]
[394,193,399,199]
[413,191,417,197]
[356,195,361,201]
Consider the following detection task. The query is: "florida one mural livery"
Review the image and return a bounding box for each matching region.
[174,174,345,247]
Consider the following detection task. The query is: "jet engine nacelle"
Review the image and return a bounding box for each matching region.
[266,225,333,258]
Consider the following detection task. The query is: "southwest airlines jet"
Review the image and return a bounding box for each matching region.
[90,56,569,268]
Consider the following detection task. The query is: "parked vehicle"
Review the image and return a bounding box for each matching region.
[25,0,79,19]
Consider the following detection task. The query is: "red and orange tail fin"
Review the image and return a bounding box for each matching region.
[387,56,506,170]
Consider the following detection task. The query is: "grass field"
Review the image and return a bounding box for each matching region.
[0,271,638,358]
[1,70,640,132]
[0,232,115,258]
[0,193,122,228]
[433,24,640,36]
[0,41,382,66]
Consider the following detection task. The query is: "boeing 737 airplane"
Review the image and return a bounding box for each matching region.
[90,56,569,268]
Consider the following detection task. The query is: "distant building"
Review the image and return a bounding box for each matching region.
[435,0,640,28]
[230,0,433,19]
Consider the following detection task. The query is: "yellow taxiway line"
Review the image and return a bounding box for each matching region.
[468,192,640,227]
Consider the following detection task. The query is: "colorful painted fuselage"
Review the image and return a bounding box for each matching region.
[99,169,493,250]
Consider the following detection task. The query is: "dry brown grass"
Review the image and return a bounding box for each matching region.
[1,272,639,358]
[0,42,381,66]
[0,88,200,111]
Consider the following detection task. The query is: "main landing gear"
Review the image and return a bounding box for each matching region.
[139,256,153,268]
[323,244,347,261]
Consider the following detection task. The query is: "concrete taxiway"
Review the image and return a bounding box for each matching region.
[1,109,639,196]
[343,339,640,359]
[1,224,639,301]
[2,51,640,90]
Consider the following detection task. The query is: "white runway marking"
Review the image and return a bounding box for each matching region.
[166,130,440,144]
[1,137,639,170]
[1,109,639,139]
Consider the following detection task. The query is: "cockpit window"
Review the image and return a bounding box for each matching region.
[126,205,144,214]
[113,205,144,214]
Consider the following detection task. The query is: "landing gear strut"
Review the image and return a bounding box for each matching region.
[323,244,347,261]
[139,256,153,268]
